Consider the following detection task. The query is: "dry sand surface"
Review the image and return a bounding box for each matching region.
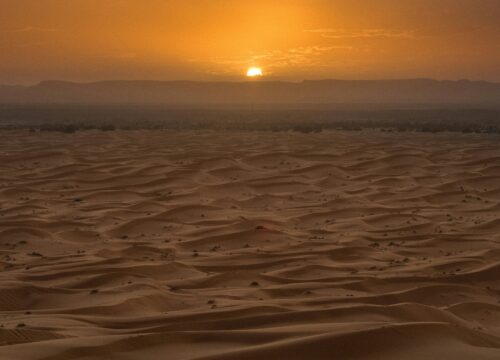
[0,129,499,360]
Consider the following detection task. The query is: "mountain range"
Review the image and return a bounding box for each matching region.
[0,79,499,106]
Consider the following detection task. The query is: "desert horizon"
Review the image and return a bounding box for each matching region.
[4,77,500,85]
[1,78,499,107]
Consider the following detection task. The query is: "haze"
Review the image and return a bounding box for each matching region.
[1,0,499,85]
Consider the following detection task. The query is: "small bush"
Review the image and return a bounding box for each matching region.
[62,124,77,133]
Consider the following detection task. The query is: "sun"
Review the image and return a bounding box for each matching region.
[246,67,263,77]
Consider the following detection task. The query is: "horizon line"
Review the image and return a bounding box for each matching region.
[2,77,499,87]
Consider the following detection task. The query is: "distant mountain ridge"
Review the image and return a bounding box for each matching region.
[0,79,499,106]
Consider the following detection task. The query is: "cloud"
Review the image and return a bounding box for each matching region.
[306,28,415,39]
[191,45,353,74]
[261,46,353,68]
[307,26,494,41]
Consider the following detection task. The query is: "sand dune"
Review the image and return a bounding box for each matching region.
[0,129,499,359]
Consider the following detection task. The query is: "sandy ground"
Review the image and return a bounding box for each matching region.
[0,129,499,360]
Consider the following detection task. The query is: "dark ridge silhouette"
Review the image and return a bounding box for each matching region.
[0,79,499,106]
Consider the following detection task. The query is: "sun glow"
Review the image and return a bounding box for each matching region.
[246,67,263,77]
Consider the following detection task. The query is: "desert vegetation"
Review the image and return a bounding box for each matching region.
[0,105,499,134]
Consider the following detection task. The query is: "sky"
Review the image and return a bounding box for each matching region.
[0,0,499,84]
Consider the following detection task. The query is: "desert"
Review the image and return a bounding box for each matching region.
[0,128,499,359]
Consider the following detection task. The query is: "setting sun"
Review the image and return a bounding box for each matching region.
[246,67,263,77]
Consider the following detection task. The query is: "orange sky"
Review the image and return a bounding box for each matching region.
[0,0,499,84]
